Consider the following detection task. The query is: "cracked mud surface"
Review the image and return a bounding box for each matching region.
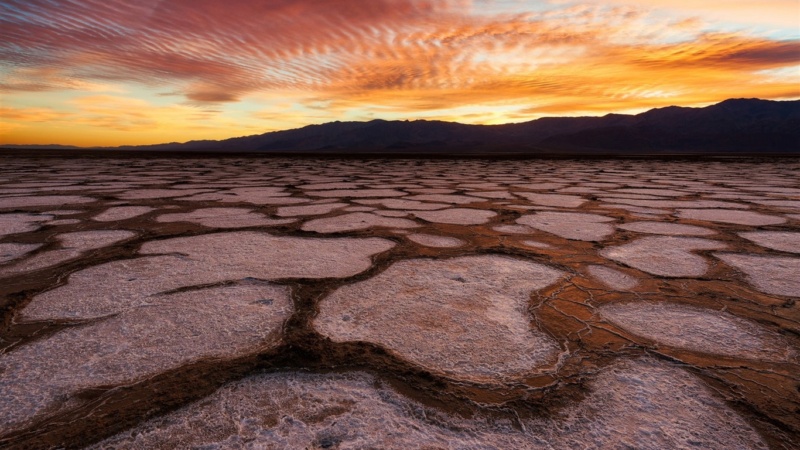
[0,156,798,449]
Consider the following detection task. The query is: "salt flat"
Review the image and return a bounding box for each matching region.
[0,156,797,449]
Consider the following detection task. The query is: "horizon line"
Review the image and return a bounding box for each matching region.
[4,97,798,149]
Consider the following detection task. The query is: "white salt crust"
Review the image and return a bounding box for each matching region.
[601,236,726,277]
[183,187,304,205]
[516,193,586,208]
[601,199,749,209]
[301,212,418,233]
[412,208,497,225]
[21,232,395,321]
[587,265,638,290]
[517,212,615,241]
[406,194,481,204]
[752,200,800,209]
[60,230,135,249]
[740,186,800,194]
[274,203,347,217]
[43,210,83,216]
[156,207,294,228]
[493,224,536,234]
[552,358,768,450]
[305,189,407,198]
[373,210,410,218]
[558,187,601,194]
[466,190,516,199]
[46,219,81,226]
[678,209,786,226]
[0,243,42,264]
[299,182,361,190]
[629,213,662,220]
[315,255,564,383]
[599,204,671,215]
[0,195,95,209]
[405,187,456,194]
[459,182,501,189]
[0,213,53,237]
[512,182,565,190]
[581,182,621,188]
[602,193,665,200]
[714,253,800,297]
[92,359,766,449]
[343,206,376,212]
[0,283,292,435]
[406,234,465,248]
[600,302,793,361]
[355,198,450,210]
[617,221,716,236]
[93,206,154,222]
[609,188,690,197]
[0,230,136,278]
[522,241,553,250]
[115,189,212,200]
[738,231,800,254]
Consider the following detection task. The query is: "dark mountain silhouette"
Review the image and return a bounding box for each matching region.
[534,99,800,154]
[7,99,800,155]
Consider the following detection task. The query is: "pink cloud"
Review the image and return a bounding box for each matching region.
[1,0,460,101]
[0,0,797,112]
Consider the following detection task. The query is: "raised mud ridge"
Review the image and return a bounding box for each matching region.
[0,156,798,449]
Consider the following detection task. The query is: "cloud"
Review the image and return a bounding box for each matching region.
[184,85,241,103]
[626,34,800,69]
[0,106,70,122]
[572,0,800,29]
[1,0,460,102]
[0,0,798,145]
[710,39,800,66]
[0,66,126,93]
[0,106,73,143]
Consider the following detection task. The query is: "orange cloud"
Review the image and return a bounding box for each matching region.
[0,0,797,145]
[0,106,70,122]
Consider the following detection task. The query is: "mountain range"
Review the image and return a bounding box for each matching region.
[7,98,800,156]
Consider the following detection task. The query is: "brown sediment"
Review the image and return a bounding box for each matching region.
[0,156,798,449]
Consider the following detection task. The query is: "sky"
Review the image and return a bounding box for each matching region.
[1,0,798,147]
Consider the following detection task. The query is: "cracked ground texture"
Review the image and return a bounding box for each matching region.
[0,156,798,449]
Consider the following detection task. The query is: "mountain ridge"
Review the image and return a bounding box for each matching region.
[6,98,799,155]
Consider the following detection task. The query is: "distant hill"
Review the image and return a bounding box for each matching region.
[6,99,800,156]
[532,99,800,154]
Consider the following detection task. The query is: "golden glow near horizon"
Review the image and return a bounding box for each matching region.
[1,0,798,146]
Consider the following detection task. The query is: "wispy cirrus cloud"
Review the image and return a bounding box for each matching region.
[2,0,460,102]
[0,0,797,145]
[572,0,800,29]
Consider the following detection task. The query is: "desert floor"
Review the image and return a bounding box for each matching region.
[1,156,798,449]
